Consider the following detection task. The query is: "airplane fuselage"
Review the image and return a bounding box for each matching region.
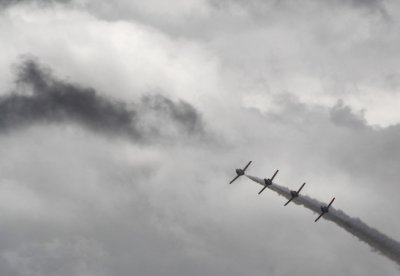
[236,169,245,176]
[229,161,252,184]
[264,178,272,186]
[315,198,335,222]
[290,191,299,198]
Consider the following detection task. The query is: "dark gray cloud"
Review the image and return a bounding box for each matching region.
[0,0,69,8]
[141,94,204,135]
[3,59,139,137]
[0,58,205,142]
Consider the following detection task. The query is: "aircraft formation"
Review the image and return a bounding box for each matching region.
[229,161,335,222]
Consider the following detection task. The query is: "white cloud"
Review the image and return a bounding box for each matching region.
[0,5,221,109]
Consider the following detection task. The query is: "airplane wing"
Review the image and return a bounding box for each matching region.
[258,185,268,195]
[327,197,335,208]
[270,169,279,181]
[284,197,294,206]
[297,182,306,193]
[314,213,324,222]
[229,175,240,184]
[243,161,252,172]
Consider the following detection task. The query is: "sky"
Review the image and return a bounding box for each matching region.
[0,0,399,275]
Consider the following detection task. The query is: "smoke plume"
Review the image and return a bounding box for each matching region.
[246,175,400,265]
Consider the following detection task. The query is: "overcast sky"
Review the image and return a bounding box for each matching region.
[0,0,399,275]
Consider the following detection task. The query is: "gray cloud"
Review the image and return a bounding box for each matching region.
[0,0,70,8]
[0,58,205,142]
[3,91,399,275]
[329,99,367,129]
[347,0,385,9]
[211,0,387,13]
[266,94,400,192]
[141,94,204,136]
[1,237,107,276]
[1,3,400,275]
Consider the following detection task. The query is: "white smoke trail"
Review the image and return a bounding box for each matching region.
[246,175,400,265]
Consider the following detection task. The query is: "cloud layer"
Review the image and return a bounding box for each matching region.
[0,0,70,8]
[0,2,399,276]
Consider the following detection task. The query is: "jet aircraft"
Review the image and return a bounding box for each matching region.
[258,170,279,194]
[284,182,306,206]
[315,197,335,222]
[229,161,252,184]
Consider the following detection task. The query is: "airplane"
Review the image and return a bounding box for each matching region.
[258,170,279,195]
[314,197,335,222]
[229,161,252,184]
[284,182,306,206]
